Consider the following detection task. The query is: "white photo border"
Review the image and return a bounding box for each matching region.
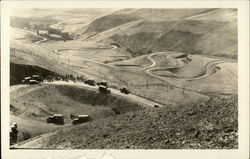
[1,1,249,159]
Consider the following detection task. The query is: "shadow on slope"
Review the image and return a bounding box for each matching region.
[10,62,60,85]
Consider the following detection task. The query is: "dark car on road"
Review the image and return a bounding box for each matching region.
[97,81,108,87]
[29,80,40,85]
[22,77,32,84]
[84,78,95,86]
[99,85,111,94]
[47,114,64,125]
[22,75,43,85]
[32,75,43,83]
[120,86,129,94]
[72,115,91,125]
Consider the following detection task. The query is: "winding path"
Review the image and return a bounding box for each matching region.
[32,36,235,96]
[45,81,175,107]
[144,52,184,78]
[144,52,228,81]
[53,45,117,69]
[35,36,48,44]
[22,29,48,44]
[142,51,237,96]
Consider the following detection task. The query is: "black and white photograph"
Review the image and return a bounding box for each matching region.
[1,1,249,159]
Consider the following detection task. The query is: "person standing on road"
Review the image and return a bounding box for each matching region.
[10,122,19,145]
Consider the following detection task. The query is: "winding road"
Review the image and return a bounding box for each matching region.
[35,36,48,44]
[144,52,229,81]
[144,52,185,78]
[45,80,174,107]
[31,36,235,97]
[141,51,237,96]
[53,45,118,69]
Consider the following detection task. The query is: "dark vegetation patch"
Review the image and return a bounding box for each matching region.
[45,95,237,149]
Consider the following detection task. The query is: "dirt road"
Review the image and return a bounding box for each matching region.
[45,81,174,107]
[35,36,48,44]
[142,52,237,96]
[144,52,229,81]
[53,45,118,69]
[31,35,235,97]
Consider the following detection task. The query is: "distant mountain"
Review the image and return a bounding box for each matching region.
[82,8,237,58]
[49,9,118,35]
[11,8,118,36]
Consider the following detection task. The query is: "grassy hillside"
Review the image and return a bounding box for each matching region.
[10,83,144,142]
[23,95,237,149]
[84,9,213,33]
[84,8,237,58]
[11,84,143,121]
[85,14,137,34]
[50,9,118,36]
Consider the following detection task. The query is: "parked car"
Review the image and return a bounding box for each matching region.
[120,86,129,94]
[47,114,64,125]
[99,85,111,94]
[72,115,91,125]
[84,78,95,86]
[97,81,108,87]
[22,77,32,84]
[32,75,43,83]
[154,104,160,108]
[29,80,40,85]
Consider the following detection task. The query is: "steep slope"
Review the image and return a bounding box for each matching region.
[11,84,143,122]
[84,9,237,58]
[50,9,118,36]
[84,9,213,34]
[13,95,238,149]
[10,83,144,142]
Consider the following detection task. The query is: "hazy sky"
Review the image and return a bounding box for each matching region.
[10,8,119,18]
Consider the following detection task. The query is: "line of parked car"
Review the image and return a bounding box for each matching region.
[21,75,130,95]
[84,79,130,95]
[47,113,91,125]
[22,75,43,85]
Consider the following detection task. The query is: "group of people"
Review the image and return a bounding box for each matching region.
[45,74,87,83]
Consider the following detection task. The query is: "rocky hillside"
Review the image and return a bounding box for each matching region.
[83,8,237,58]
[20,95,237,149]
